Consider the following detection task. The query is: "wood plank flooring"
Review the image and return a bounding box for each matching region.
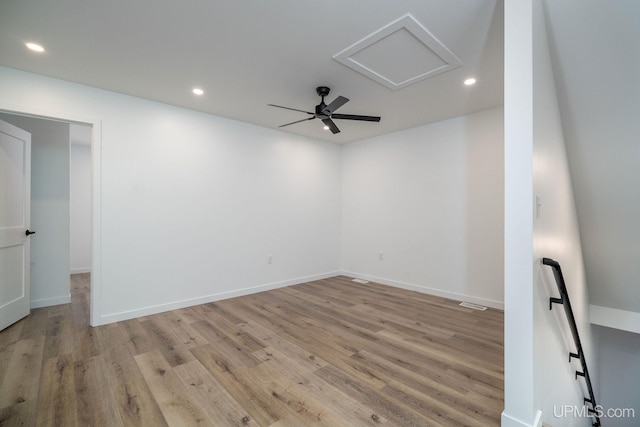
[0,274,504,426]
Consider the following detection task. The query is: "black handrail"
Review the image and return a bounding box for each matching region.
[542,257,601,427]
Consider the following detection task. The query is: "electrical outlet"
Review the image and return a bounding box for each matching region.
[379,252,384,261]
[267,255,272,264]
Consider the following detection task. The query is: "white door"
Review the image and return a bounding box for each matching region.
[0,119,32,331]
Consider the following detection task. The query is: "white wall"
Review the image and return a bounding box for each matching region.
[532,0,594,425]
[341,107,504,309]
[0,66,342,325]
[70,127,92,273]
[502,1,535,425]
[0,113,71,308]
[502,2,595,426]
[543,0,640,315]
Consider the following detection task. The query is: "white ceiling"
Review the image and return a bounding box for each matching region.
[1,0,637,315]
[0,0,503,143]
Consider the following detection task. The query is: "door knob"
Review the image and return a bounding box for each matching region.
[25,230,36,236]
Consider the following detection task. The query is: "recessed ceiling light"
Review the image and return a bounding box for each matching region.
[25,42,45,53]
[464,78,477,86]
[192,88,204,96]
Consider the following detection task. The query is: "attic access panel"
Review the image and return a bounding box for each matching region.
[333,13,463,90]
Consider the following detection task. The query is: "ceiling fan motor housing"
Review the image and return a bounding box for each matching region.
[316,86,331,98]
[315,103,328,118]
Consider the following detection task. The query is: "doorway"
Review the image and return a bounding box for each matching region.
[69,124,92,326]
[0,111,94,324]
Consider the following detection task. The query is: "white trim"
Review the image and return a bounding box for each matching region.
[89,121,101,326]
[501,410,539,427]
[333,13,462,90]
[341,270,504,310]
[95,271,341,325]
[532,409,542,427]
[590,305,640,334]
[30,295,71,309]
[70,267,92,274]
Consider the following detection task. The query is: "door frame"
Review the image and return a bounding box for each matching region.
[0,105,102,327]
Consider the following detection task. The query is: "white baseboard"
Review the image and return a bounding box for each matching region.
[340,270,504,310]
[501,410,541,427]
[96,271,341,326]
[31,295,71,309]
[533,409,542,427]
[70,267,92,274]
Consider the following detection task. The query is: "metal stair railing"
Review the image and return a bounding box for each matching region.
[542,257,601,427]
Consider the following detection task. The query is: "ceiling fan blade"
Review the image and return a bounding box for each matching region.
[279,117,316,128]
[322,118,341,134]
[322,96,349,114]
[331,113,381,122]
[268,104,314,115]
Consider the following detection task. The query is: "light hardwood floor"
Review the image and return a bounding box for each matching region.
[0,274,503,426]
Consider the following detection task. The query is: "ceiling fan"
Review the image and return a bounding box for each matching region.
[268,86,381,134]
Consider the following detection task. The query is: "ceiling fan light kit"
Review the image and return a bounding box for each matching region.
[269,86,381,135]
